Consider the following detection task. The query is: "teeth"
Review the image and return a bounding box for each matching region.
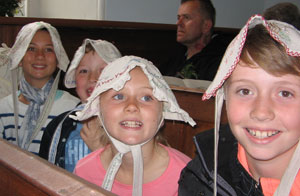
[121,121,142,128]
[33,65,46,68]
[247,129,279,139]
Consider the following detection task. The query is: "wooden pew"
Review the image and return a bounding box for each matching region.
[0,138,115,196]
[0,16,178,71]
[0,16,233,158]
[163,88,227,158]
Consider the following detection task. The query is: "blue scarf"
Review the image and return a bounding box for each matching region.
[18,76,54,149]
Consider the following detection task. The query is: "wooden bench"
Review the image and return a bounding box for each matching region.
[0,138,115,196]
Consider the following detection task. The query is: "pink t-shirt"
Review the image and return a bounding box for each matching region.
[74,145,191,196]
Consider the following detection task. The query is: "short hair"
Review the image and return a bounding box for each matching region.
[263,2,300,30]
[181,0,216,27]
[240,24,300,76]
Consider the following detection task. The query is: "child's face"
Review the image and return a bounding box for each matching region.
[75,51,107,102]
[225,60,300,164]
[99,67,163,145]
[20,30,57,88]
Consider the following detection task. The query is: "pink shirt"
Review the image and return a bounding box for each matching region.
[237,143,300,196]
[74,144,191,196]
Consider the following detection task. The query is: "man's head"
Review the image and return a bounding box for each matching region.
[176,0,216,47]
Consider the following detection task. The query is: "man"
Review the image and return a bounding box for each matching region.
[161,0,233,80]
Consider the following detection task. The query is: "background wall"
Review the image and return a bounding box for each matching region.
[23,0,300,28]
[26,0,104,20]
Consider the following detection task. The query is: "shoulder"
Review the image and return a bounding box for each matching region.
[45,110,74,130]
[0,94,25,114]
[56,90,80,103]
[50,90,80,113]
[164,145,191,165]
[0,94,12,104]
[75,147,105,171]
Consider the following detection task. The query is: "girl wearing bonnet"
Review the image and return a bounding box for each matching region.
[0,22,80,155]
[73,56,195,196]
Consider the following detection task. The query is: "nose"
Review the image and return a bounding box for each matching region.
[250,96,275,121]
[125,98,139,113]
[176,16,183,26]
[36,49,45,59]
[89,71,99,83]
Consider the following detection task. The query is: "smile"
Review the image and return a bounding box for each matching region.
[32,64,46,69]
[246,128,280,139]
[121,121,143,128]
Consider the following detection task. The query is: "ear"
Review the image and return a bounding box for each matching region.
[203,19,213,34]
[18,60,23,67]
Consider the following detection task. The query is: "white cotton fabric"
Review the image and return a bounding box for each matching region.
[71,55,195,196]
[64,39,122,88]
[202,15,300,196]
[8,21,69,71]
[0,43,14,98]
[73,56,196,125]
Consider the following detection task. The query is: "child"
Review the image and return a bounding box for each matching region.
[0,22,80,155]
[72,56,196,196]
[178,15,300,196]
[39,39,122,172]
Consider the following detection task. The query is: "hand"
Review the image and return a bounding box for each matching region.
[80,116,105,151]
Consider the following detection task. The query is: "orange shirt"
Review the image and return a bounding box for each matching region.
[237,144,300,196]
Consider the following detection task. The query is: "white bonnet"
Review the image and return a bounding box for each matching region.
[203,15,300,100]
[64,39,122,88]
[8,21,69,71]
[72,55,196,127]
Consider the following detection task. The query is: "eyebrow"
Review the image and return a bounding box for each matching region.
[29,42,54,47]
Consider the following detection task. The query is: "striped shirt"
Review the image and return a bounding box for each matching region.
[0,90,80,155]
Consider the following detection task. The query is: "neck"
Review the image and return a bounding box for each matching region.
[101,140,168,184]
[24,76,50,89]
[19,93,30,105]
[186,33,211,59]
[247,143,298,181]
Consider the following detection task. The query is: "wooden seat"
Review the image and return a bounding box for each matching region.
[0,138,116,196]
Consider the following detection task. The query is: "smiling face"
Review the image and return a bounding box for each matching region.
[20,30,58,89]
[225,61,300,167]
[75,51,107,102]
[99,67,163,145]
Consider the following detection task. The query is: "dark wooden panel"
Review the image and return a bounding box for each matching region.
[162,90,227,158]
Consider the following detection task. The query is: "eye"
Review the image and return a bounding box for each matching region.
[27,46,35,52]
[141,95,153,102]
[45,47,54,52]
[78,69,88,74]
[237,88,252,96]
[183,15,191,20]
[279,90,293,98]
[113,94,124,100]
